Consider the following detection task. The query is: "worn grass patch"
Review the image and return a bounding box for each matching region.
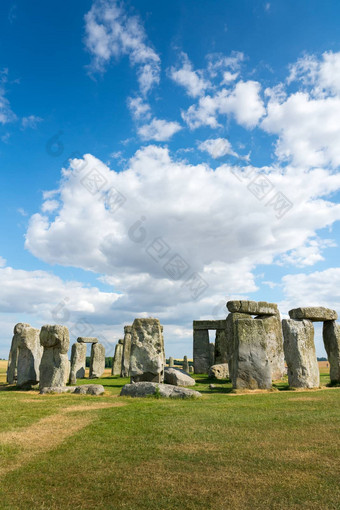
[0,365,339,509]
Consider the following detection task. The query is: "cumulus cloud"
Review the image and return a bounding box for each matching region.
[127,96,151,120]
[198,138,239,159]
[0,69,16,125]
[84,0,160,94]
[182,80,265,129]
[138,118,182,141]
[169,53,211,97]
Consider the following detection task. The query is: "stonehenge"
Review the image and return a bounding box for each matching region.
[5,299,340,396]
[39,325,70,390]
[130,318,165,383]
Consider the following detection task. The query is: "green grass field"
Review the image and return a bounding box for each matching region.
[1,360,340,510]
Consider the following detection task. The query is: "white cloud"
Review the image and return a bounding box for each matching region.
[0,69,16,125]
[206,51,244,79]
[182,80,265,129]
[138,118,182,141]
[21,115,43,129]
[198,138,239,159]
[127,96,151,120]
[84,0,160,94]
[169,53,211,97]
[288,51,340,97]
[41,200,59,213]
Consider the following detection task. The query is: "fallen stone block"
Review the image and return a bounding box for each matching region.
[73,384,105,395]
[164,368,196,387]
[209,363,229,380]
[120,382,202,399]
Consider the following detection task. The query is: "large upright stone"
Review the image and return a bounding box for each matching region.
[39,325,70,390]
[214,329,228,364]
[89,343,105,378]
[227,300,278,316]
[232,318,272,389]
[130,318,165,383]
[225,312,250,381]
[289,307,338,322]
[255,314,285,380]
[193,328,210,373]
[182,355,189,373]
[168,356,174,367]
[112,340,124,376]
[69,342,87,384]
[323,321,340,383]
[17,325,42,387]
[7,323,30,384]
[209,342,215,367]
[121,325,132,377]
[282,319,319,388]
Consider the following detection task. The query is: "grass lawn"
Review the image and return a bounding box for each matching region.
[0,360,340,509]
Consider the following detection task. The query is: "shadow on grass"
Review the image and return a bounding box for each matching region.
[193,376,234,394]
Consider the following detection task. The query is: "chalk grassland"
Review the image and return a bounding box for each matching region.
[0,361,340,509]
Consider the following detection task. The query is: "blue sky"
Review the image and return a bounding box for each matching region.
[1,0,340,358]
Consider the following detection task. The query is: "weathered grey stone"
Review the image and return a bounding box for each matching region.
[282,319,319,388]
[164,367,196,387]
[40,384,104,395]
[227,300,278,316]
[189,365,194,374]
[7,323,30,384]
[289,307,338,322]
[77,337,98,343]
[209,342,215,367]
[182,355,189,373]
[209,363,229,380]
[39,325,70,390]
[214,329,228,364]
[168,356,174,367]
[193,320,226,330]
[89,343,105,378]
[112,341,123,376]
[121,325,132,377]
[120,382,202,399]
[73,384,105,395]
[130,318,165,383]
[193,328,210,373]
[232,318,272,390]
[255,314,285,380]
[40,386,76,394]
[225,312,251,381]
[17,325,42,387]
[69,342,87,385]
[323,320,340,383]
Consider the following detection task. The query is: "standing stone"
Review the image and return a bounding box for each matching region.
[169,356,174,367]
[214,329,228,364]
[323,320,340,383]
[189,365,194,374]
[69,342,87,385]
[232,317,272,389]
[112,340,124,376]
[183,355,189,373]
[209,342,215,367]
[282,319,319,389]
[255,314,285,380]
[39,325,70,390]
[121,326,132,377]
[225,312,250,382]
[130,318,165,383]
[7,323,30,384]
[193,328,210,373]
[17,325,42,387]
[89,343,105,378]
